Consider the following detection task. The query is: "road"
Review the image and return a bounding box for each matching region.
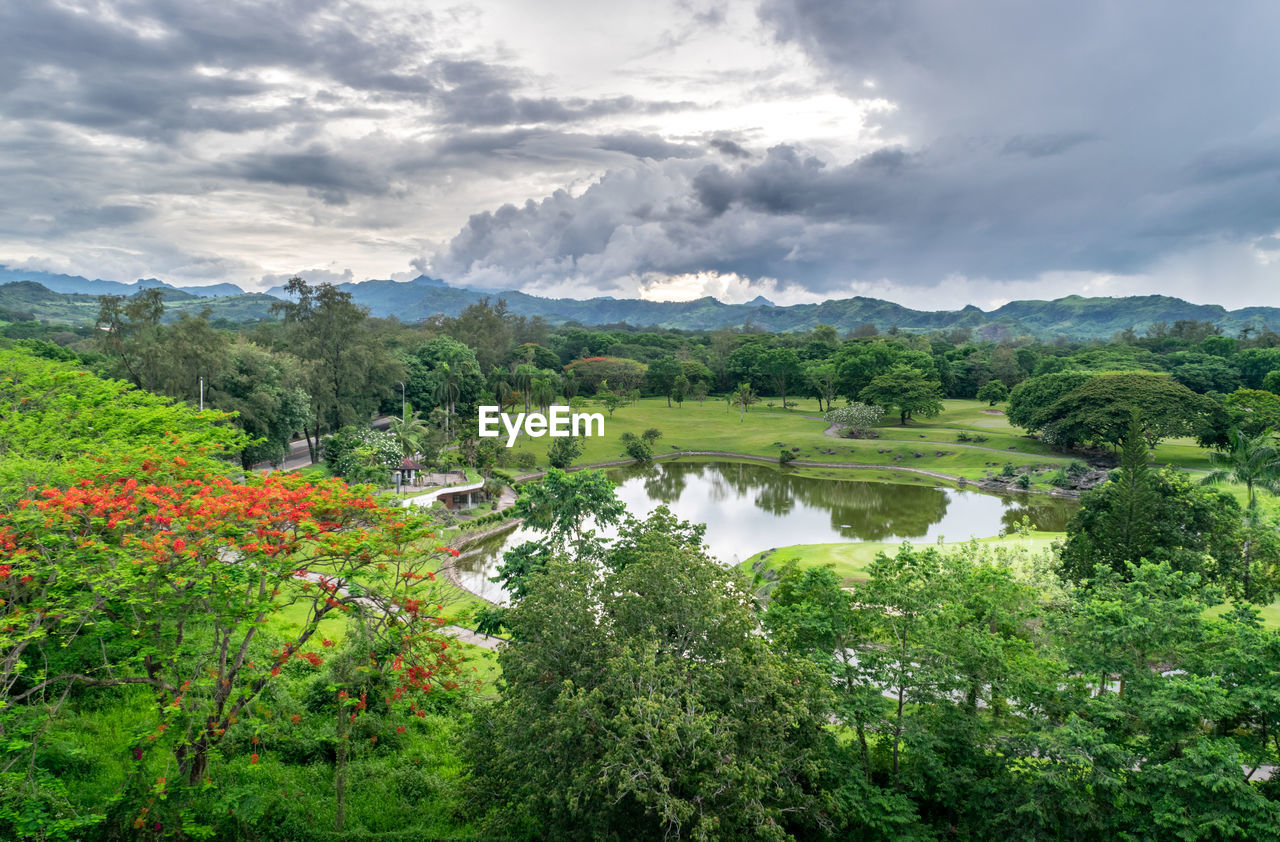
[255,414,392,473]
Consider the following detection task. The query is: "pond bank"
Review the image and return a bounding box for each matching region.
[517,449,1080,498]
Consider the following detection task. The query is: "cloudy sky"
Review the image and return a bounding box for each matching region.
[3,0,1279,310]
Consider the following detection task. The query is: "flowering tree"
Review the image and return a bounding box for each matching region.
[825,402,885,437]
[0,469,460,795]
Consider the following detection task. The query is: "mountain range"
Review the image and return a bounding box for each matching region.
[2,265,1279,340]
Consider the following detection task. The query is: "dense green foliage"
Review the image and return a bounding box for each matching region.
[470,509,831,841]
[7,282,1280,839]
[1060,420,1244,586]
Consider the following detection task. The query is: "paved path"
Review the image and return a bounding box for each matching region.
[253,414,392,473]
[293,567,508,651]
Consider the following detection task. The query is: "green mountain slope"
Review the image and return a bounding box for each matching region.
[4,278,1279,339]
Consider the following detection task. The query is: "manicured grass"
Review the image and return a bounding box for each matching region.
[1207,600,1280,627]
[740,532,1063,583]
[508,397,1093,489]
[494,396,1237,497]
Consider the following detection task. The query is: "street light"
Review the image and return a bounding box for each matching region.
[396,380,406,421]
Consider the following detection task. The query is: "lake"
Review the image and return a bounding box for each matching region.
[453,459,1077,602]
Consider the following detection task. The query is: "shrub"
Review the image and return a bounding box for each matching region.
[547,434,584,469]
[825,403,885,436]
[322,426,400,484]
[515,452,537,471]
[620,432,654,462]
[1000,463,1017,478]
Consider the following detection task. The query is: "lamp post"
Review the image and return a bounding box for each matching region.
[396,380,406,421]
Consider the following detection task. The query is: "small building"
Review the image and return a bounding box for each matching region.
[399,458,427,486]
[438,486,489,510]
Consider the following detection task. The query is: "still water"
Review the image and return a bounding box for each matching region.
[454,460,1076,603]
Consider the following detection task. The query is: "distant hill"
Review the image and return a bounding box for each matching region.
[0,266,244,298]
[4,274,1280,340]
[0,281,278,324]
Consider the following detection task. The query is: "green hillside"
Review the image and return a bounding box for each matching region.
[5,277,1279,338]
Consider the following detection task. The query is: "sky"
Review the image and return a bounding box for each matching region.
[2,0,1280,311]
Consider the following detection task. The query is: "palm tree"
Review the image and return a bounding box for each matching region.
[1202,428,1280,597]
[732,383,757,422]
[435,362,461,434]
[530,373,557,415]
[512,363,538,413]
[388,411,429,459]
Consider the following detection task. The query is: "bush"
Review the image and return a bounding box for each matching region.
[1016,474,1032,489]
[548,434,584,469]
[779,450,796,465]
[515,452,537,471]
[825,403,885,436]
[322,426,400,484]
[1000,463,1017,478]
[620,432,654,462]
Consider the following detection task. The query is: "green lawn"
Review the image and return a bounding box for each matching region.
[505,397,1104,489]
[741,532,1063,583]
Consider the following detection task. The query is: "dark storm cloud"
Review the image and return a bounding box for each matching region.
[55,205,156,233]
[748,0,1280,287]
[709,138,751,159]
[431,0,1280,300]
[0,1,690,139]
[228,149,392,206]
[597,133,703,160]
[0,0,697,209]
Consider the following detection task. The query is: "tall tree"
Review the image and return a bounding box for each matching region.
[209,341,312,469]
[804,360,839,411]
[1202,428,1280,599]
[645,355,682,407]
[732,381,758,421]
[1061,417,1243,585]
[859,364,944,425]
[754,347,802,407]
[95,288,168,391]
[271,277,401,461]
[469,508,831,840]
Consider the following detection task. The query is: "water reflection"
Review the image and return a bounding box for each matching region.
[454,460,1076,602]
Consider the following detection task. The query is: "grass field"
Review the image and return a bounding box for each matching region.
[740,532,1063,583]
[503,396,1220,491]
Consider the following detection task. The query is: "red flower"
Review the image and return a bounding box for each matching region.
[396,726,406,734]
[250,753,259,764]
[19,576,32,584]
[173,538,185,553]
